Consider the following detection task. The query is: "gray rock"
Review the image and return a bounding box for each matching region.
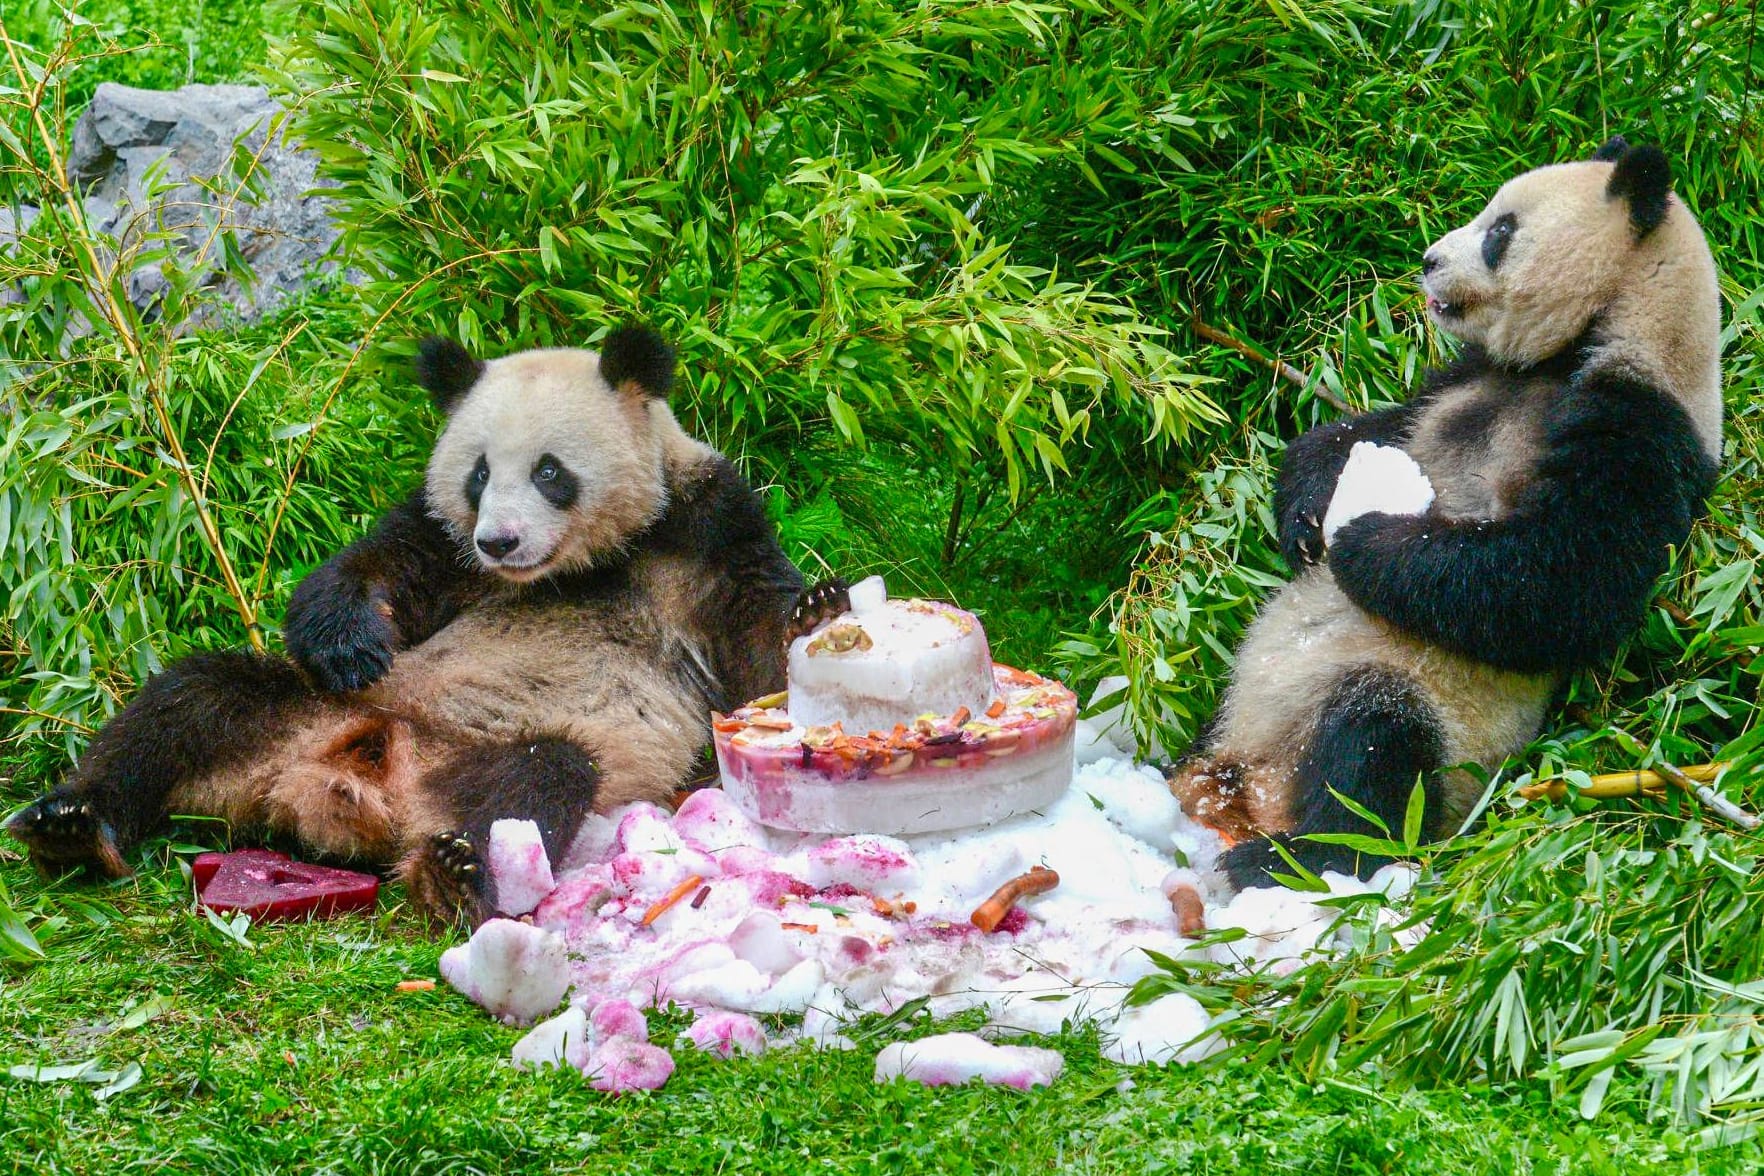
[63,81,348,326]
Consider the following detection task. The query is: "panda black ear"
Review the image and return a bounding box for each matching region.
[1591,136,1630,162]
[599,325,675,399]
[415,337,485,414]
[1605,142,1671,237]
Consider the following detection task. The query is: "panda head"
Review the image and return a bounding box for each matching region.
[417,326,688,582]
[1419,137,1697,368]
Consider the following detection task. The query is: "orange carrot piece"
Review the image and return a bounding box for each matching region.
[1168,884,1206,937]
[395,979,436,992]
[970,866,1059,932]
[780,922,819,934]
[641,874,706,927]
[986,699,1006,719]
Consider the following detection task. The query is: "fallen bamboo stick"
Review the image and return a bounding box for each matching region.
[1518,761,1760,830]
[1516,762,1724,803]
[1654,761,1760,830]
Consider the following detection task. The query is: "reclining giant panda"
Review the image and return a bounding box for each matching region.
[9,326,826,923]
[1171,138,1724,887]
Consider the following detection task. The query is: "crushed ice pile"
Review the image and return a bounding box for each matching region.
[439,735,1416,1093]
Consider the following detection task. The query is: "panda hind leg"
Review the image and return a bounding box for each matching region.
[5,651,313,880]
[1219,667,1448,890]
[397,735,602,927]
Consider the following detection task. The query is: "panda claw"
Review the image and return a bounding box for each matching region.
[5,793,132,880]
[787,578,852,644]
[403,829,491,928]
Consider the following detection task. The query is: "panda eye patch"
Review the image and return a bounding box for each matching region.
[465,454,490,510]
[1481,212,1516,270]
[531,452,580,510]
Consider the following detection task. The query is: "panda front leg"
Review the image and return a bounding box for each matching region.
[1219,667,1449,890]
[5,652,315,879]
[397,735,603,926]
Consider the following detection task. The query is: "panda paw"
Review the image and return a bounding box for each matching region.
[401,830,493,928]
[1286,512,1326,568]
[285,579,399,694]
[5,793,132,880]
[786,578,851,644]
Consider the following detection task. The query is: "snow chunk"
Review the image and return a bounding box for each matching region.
[488,819,556,917]
[511,1005,587,1071]
[1101,993,1219,1065]
[588,998,649,1046]
[683,1011,768,1058]
[1322,441,1434,546]
[874,1032,1064,1089]
[439,918,570,1026]
[581,1037,675,1093]
[673,788,770,854]
[727,911,806,977]
[804,835,919,892]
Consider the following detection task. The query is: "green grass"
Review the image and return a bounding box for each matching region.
[0,853,1749,1175]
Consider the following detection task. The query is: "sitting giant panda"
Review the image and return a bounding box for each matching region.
[7,327,819,923]
[1170,138,1723,888]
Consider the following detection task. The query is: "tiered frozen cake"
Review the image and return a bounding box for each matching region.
[713,577,1076,835]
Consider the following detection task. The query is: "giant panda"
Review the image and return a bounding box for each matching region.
[7,326,825,923]
[1169,138,1723,888]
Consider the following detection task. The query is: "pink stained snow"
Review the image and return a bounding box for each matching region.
[449,760,1420,1089]
[874,1032,1064,1089]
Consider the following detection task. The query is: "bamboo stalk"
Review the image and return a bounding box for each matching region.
[1518,762,1760,830]
[1517,762,1725,803]
[1655,761,1761,830]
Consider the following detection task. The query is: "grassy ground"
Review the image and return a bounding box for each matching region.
[0,849,1744,1176]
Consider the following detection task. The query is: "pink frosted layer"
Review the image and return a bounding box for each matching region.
[713,664,1076,835]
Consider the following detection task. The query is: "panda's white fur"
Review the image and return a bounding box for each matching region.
[1171,140,1723,886]
[1419,154,1722,457]
[8,327,807,924]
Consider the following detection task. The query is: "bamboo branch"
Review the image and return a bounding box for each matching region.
[1519,761,1761,830]
[1517,762,1722,802]
[1190,314,1350,412]
[1655,761,1761,830]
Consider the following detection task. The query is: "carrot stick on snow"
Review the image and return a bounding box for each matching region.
[641,874,706,926]
[970,865,1059,932]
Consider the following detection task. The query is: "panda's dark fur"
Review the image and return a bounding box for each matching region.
[7,327,819,923]
[1170,139,1723,888]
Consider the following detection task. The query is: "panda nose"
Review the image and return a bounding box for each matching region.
[477,534,521,559]
[1421,251,1441,275]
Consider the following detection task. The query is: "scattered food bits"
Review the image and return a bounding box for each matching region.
[640,874,706,926]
